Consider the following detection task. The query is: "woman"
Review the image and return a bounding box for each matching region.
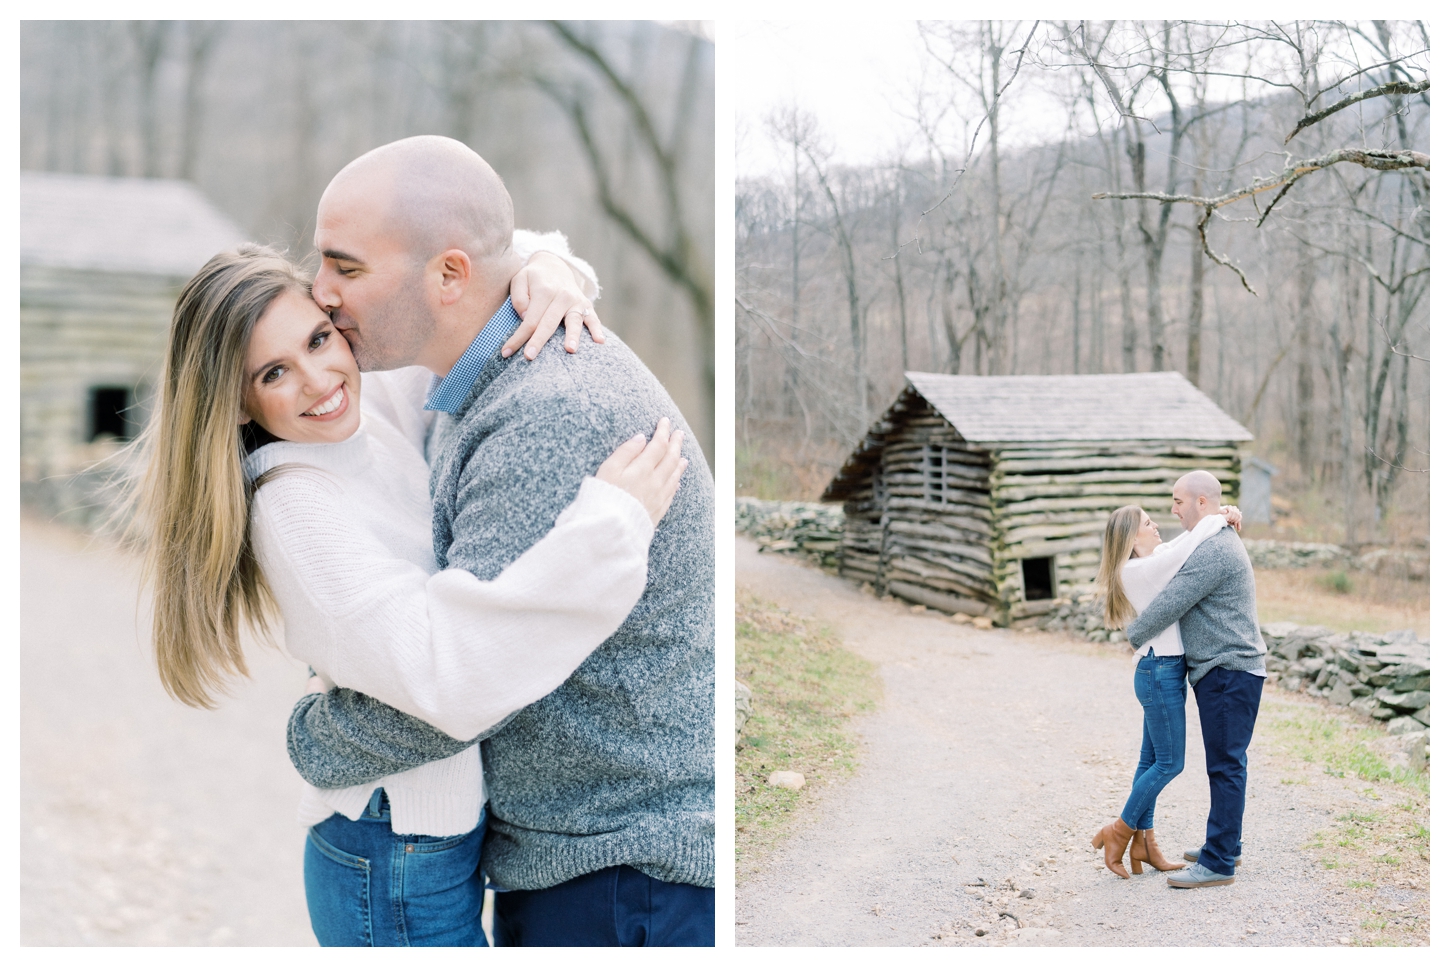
[1091,502,1240,878]
[129,237,686,945]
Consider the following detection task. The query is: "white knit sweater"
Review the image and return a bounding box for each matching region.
[1121,514,1227,663]
[244,235,646,837]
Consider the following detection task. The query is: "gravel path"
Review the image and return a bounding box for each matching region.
[735,536,1411,947]
[21,517,317,945]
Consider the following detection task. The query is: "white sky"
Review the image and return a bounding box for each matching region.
[734,20,1077,181]
[735,21,930,179]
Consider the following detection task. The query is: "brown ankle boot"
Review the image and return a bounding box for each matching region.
[1091,818,1135,879]
[1130,828,1186,872]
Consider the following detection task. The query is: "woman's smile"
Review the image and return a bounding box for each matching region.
[303,384,349,419]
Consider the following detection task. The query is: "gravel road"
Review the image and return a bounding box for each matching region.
[735,536,1420,947]
[21,517,318,945]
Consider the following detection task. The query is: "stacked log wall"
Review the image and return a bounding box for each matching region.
[992,442,1241,621]
[836,394,1243,625]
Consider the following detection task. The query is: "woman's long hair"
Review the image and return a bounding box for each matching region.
[1095,505,1144,630]
[127,244,312,708]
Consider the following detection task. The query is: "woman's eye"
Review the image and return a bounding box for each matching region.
[262,366,284,384]
[310,331,328,350]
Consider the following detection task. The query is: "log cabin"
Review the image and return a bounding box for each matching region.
[821,372,1253,626]
[21,171,245,522]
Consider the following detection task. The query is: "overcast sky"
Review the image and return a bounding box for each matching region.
[734,20,929,179]
[734,20,1079,182]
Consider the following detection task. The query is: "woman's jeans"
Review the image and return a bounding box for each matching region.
[1119,651,1187,830]
[303,788,488,946]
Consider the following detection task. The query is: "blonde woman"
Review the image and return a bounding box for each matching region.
[1090,502,1241,879]
[130,241,686,946]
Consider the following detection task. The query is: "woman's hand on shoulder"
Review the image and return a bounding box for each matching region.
[594,417,688,527]
[1222,505,1242,531]
[504,252,605,360]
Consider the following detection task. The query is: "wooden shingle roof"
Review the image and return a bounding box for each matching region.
[822,371,1251,501]
[20,171,246,278]
[907,371,1253,444]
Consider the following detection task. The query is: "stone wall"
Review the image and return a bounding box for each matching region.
[735,498,843,570]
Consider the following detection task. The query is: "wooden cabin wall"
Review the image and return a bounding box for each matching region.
[840,410,996,615]
[993,443,1241,621]
[838,396,1242,625]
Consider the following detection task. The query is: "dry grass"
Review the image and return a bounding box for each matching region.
[1259,690,1430,946]
[734,592,880,875]
[1255,566,1428,637]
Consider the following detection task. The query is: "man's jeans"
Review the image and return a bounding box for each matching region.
[1120,651,1188,830]
[1193,666,1264,876]
[494,865,714,946]
[303,788,488,946]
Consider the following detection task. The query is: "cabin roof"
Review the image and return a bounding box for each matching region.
[822,371,1252,501]
[20,171,246,278]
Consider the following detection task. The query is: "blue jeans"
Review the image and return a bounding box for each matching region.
[494,865,714,946]
[1194,666,1263,876]
[303,788,488,947]
[1119,651,1187,830]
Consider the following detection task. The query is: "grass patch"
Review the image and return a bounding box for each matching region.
[1259,692,1430,945]
[1316,570,1354,594]
[734,591,879,871]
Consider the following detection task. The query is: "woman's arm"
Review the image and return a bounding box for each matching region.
[1121,514,1228,603]
[252,473,652,743]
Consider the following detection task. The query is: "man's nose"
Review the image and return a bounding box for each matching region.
[312,265,340,311]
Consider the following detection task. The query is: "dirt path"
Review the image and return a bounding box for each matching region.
[735,537,1420,947]
[21,517,317,945]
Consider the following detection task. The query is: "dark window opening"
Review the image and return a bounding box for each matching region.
[90,386,133,441]
[923,446,947,504]
[1021,556,1056,601]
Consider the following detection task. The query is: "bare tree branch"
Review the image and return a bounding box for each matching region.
[1285,78,1430,143]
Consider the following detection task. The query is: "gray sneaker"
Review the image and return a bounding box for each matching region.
[1182,849,1242,867]
[1167,862,1235,888]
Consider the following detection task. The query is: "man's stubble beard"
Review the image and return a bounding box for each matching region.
[342,273,436,373]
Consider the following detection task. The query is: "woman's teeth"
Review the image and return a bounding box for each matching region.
[305,387,344,416]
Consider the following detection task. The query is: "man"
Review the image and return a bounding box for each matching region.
[1125,470,1266,889]
[285,136,714,944]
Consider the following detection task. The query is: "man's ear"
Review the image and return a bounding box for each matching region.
[436,249,472,306]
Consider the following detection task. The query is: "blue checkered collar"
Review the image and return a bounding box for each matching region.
[424,298,521,414]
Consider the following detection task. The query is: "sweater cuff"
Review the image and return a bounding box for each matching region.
[571,475,656,543]
[512,228,602,301]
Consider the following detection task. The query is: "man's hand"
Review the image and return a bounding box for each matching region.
[504,252,605,360]
[1223,505,1243,532]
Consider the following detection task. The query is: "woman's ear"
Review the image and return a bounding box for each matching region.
[238,408,252,426]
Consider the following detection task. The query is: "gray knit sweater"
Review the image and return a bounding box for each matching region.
[286,329,714,891]
[1125,527,1267,686]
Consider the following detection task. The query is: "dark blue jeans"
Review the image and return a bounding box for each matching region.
[303,789,488,946]
[1193,666,1264,876]
[493,865,714,946]
[1120,651,1188,830]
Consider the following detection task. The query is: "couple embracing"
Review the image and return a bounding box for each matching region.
[130,136,713,945]
[1092,470,1267,889]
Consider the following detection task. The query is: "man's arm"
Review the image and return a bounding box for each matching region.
[288,689,517,789]
[1125,534,1231,647]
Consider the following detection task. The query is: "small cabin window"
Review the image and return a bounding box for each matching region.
[922,446,947,504]
[89,386,133,440]
[1021,556,1056,601]
[872,465,887,510]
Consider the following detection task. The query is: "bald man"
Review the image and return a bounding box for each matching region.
[1125,470,1267,889]
[285,137,714,945]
